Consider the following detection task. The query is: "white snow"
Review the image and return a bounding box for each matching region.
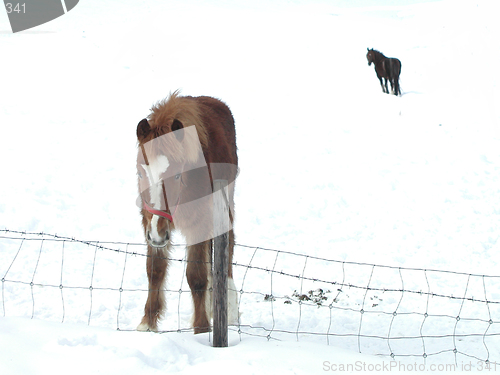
[1,0,499,373]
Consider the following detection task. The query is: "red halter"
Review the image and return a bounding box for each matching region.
[142,200,174,222]
[141,171,183,223]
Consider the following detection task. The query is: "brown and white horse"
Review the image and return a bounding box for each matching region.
[136,91,238,333]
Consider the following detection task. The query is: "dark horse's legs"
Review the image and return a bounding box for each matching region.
[394,78,401,96]
[389,76,401,96]
[378,77,384,93]
[137,245,170,331]
[379,77,389,94]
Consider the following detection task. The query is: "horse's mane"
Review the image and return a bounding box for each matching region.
[139,91,209,164]
[369,49,386,59]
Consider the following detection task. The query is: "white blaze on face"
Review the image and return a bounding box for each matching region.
[142,154,170,244]
[142,154,170,209]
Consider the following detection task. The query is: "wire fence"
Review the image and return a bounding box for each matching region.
[1,228,499,367]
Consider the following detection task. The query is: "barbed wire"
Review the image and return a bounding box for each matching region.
[0,228,499,367]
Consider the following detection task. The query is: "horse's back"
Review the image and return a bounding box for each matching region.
[192,96,238,167]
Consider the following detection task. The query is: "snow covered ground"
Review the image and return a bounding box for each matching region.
[1,0,499,373]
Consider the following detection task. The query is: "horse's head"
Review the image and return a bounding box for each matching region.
[366,48,374,66]
[136,118,186,248]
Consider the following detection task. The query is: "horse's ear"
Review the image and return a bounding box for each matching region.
[172,119,184,141]
[137,118,151,140]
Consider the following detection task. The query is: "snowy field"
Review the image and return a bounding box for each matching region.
[1,0,499,373]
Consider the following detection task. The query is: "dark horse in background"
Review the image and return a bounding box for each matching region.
[136,91,238,333]
[366,48,402,96]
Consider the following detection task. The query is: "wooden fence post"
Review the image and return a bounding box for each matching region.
[212,179,229,347]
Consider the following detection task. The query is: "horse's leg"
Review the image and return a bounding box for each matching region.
[137,244,170,331]
[395,78,401,96]
[378,77,386,93]
[186,240,211,334]
[384,78,389,94]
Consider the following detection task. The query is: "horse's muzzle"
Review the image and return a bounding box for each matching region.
[147,230,169,248]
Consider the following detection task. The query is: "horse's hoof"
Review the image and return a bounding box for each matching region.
[137,322,156,332]
[194,326,211,334]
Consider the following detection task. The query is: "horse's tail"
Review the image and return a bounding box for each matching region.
[396,59,402,95]
[396,71,403,96]
[389,58,402,95]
